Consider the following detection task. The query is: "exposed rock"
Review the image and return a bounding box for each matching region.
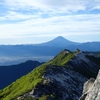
[82,78,95,94]
[29,89,34,95]
[68,51,100,78]
[17,66,87,100]
[79,78,95,100]
[1,50,100,100]
[16,51,100,100]
[80,70,100,100]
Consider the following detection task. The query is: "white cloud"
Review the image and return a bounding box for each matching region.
[0,0,100,22]
[0,14,100,40]
[3,0,100,12]
[0,0,100,44]
[4,11,33,20]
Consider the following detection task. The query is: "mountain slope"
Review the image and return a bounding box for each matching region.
[0,50,100,100]
[0,60,42,89]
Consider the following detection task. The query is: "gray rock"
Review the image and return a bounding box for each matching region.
[83,78,95,94]
[80,70,100,100]
[79,78,95,100]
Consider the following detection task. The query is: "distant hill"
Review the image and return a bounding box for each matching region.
[0,49,100,100]
[67,42,100,51]
[77,42,100,51]
[0,60,43,89]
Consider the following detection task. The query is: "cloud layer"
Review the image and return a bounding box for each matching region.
[0,0,100,44]
[3,0,100,11]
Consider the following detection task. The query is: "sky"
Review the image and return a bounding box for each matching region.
[0,0,100,44]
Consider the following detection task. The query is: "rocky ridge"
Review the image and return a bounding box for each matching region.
[0,49,100,100]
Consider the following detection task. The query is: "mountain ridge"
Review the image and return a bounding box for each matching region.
[0,49,100,100]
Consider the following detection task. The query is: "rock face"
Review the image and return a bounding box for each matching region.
[18,66,87,100]
[80,70,100,100]
[68,51,100,78]
[41,66,87,100]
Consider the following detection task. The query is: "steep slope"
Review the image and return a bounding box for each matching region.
[80,70,100,100]
[0,60,42,89]
[67,51,100,78]
[0,49,100,100]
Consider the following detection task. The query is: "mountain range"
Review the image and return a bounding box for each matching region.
[0,36,100,65]
[0,49,100,100]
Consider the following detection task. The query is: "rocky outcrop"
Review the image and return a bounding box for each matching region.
[80,70,100,100]
[17,66,87,100]
[68,51,100,78]
[79,78,95,100]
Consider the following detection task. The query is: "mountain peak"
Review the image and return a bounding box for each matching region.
[55,36,66,39]
[39,36,79,47]
[53,36,69,41]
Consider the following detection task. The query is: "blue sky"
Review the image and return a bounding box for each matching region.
[0,0,100,44]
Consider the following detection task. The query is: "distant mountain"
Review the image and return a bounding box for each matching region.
[76,42,100,51]
[0,60,43,89]
[0,49,100,100]
[38,36,80,47]
[0,36,100,65]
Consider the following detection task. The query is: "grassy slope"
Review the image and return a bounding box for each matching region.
[0,50,75,100]
[0,63,47,100]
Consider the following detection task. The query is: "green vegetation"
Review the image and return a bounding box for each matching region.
[0,62,48,100]
[48,50,75,66]
[19,96,33,100]
[38,95,49,100]
[0,50,77,100]
[1,49,99,100]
